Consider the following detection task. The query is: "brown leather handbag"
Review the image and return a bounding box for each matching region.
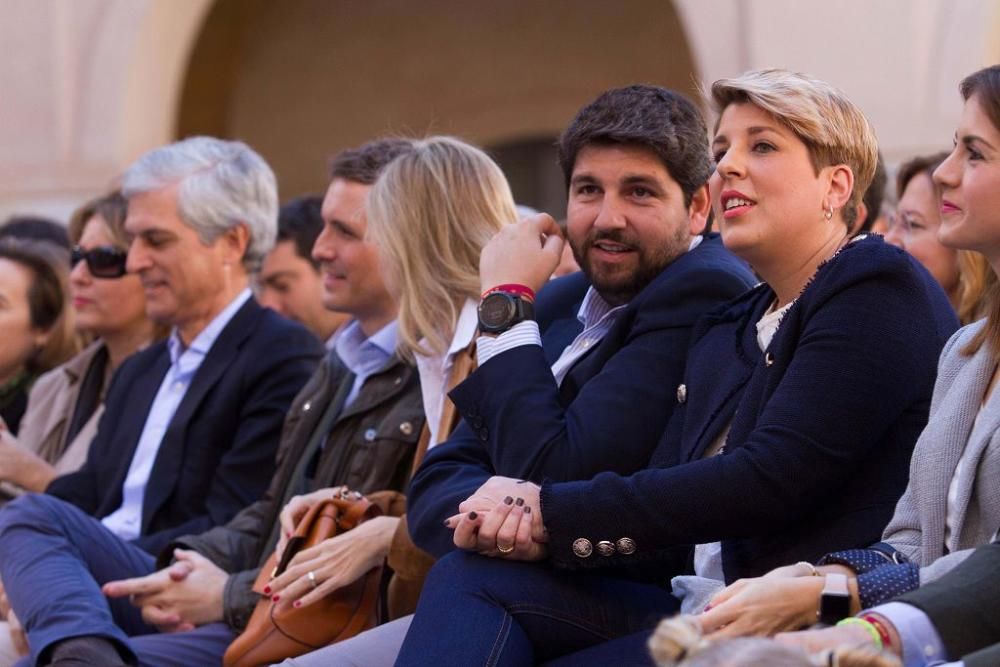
[222,491,383,667]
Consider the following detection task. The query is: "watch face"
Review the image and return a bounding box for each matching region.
[479,293,516,329]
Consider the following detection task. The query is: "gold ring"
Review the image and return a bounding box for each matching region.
[307,570,318,589]
[497,543,515,554]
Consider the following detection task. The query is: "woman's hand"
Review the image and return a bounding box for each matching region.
[0,430,56,491]
[267,515,399,612]
[699,574,827,638]
[275,486,348,562]
[445,479,548,561]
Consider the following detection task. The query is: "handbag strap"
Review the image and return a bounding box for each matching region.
[409,339,478,477]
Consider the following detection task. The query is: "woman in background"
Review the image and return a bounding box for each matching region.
[0,192,157,496]
[0,239,77,436]
[885,152,992,325]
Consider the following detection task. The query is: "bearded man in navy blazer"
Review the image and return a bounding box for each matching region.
[407,87,755,564]
[0,137,321,665]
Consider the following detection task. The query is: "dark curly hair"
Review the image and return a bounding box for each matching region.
[557,85,712,205]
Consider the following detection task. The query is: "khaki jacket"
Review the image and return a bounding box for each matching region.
[2,342,107,498]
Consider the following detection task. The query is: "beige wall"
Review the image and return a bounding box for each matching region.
[675,0,1000,164]
[0,0,211,221]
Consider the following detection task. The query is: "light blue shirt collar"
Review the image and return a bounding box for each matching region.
[334,319,398,376]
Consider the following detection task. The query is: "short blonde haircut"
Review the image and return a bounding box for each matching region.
[711,69,878,228]
[366,136,517,360]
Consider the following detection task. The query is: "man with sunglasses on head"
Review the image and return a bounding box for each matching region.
[0,137,322,666]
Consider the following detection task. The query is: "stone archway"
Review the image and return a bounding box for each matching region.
[176,0,699,211]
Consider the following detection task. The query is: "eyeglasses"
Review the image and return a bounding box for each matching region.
[70,245,128,279]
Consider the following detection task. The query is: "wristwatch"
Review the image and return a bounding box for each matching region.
[818,573,851,625]
[478,291,535,334]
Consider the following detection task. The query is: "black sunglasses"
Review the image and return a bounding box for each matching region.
[70,245,128,279]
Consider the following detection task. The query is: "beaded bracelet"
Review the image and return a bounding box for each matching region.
[860,613,893,649]
[836,617,883,650]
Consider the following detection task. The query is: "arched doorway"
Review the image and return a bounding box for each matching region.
[177,0,699,213]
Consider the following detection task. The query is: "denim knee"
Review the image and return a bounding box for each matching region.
[0,494,65,539]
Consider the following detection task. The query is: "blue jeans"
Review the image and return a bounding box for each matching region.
[395,551,677,666]
[0,494,157,664]
[0,494,239,667]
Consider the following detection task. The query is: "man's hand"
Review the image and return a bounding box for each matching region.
[276,486,347,562]
[103,549,228,631]
[480,214,565,295]
[267,516,399,612]
[446,476,548,561]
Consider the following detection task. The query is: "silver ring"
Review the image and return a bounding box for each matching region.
[307,570,318,589]
[497,543,515,554]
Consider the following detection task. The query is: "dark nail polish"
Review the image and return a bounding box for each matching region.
[263,585,271,595]
[443,519,451,527]
[524,506,531,514]
[503,496,513,505]
[468,511,478,520]
[515,497,525,506]
[272,595,280,602]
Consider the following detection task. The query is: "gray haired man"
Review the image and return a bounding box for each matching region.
[0,137,322,666]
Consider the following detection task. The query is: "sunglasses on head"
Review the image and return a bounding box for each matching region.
[70,245,128,279]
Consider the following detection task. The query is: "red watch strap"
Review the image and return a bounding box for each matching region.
[481,283,536,302]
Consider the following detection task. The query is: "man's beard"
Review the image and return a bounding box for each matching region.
[570,226,690,306]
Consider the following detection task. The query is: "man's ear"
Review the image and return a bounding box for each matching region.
[687,183,711,235]
[220,223,251,266]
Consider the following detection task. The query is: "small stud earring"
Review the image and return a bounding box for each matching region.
[824,206,833,221]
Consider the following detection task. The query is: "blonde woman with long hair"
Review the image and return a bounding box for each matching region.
[366,135,518,446]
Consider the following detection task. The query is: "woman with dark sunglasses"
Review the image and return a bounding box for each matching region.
[0,191,161,502]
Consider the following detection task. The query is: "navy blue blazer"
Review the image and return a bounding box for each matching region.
[408,235,756,557]
[541,237,959,581]
[46,298,322,554]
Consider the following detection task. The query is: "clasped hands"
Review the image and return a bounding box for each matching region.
[444,476,549,561]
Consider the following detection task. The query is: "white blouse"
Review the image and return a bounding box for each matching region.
[414,298,479,449]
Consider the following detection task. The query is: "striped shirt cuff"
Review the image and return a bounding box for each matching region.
[477,321,542,366]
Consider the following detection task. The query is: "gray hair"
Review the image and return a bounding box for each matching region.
[121,136,278,270]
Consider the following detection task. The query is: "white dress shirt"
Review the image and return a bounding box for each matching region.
[415,299,479,448]
[101,289,252,540]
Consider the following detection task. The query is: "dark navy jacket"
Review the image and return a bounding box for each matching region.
[46,298,322,554]
[541,236,959,582]
[408,234,756,556]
